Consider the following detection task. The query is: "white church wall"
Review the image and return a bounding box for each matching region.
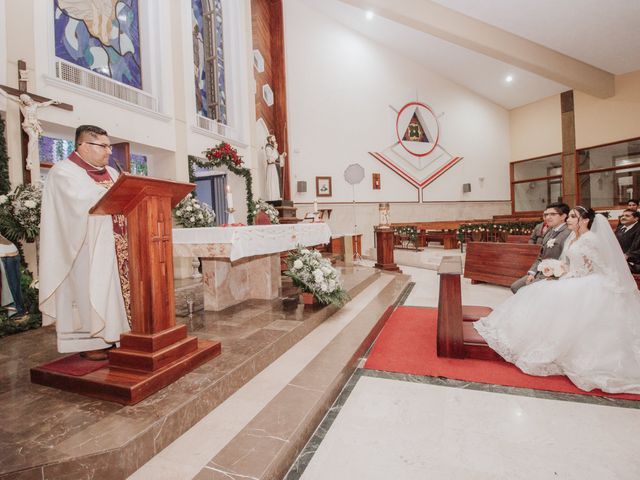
[0,0,6,105]
[283,0,511,251]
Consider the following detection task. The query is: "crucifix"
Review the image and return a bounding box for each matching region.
[0,60,73,183]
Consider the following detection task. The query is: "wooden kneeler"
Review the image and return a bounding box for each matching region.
[31,174,221,404]
[436,256,502,361]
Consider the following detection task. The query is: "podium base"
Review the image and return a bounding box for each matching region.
[31,338,221,405]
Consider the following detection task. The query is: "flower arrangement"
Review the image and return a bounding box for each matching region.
[173,193,215,228]
[395,225,417,242]
[457,221,539,242]
[285,246,350,307]
[537,258,565,279]
[189,142,256,224]
[0,182,43,242]
[252,199,279,224]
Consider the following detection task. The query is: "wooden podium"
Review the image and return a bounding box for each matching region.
[31,173,221,405]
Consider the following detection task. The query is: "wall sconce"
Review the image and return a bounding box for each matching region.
[379,202,391,228]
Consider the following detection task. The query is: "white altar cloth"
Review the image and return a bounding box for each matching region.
[172,223,331,261]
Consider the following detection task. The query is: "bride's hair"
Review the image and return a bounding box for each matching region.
[573,205,596,228]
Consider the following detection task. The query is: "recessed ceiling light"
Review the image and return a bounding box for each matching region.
[505,75,514,83]
[365,10,374,20]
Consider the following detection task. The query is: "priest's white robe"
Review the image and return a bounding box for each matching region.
[39,158,129,353]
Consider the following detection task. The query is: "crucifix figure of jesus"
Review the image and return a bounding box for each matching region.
[0,90,59,171]
[0,59,73,182]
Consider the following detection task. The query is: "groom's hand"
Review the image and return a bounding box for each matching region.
[525,274,535,284]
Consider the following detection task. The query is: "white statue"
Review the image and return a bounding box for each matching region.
[264,134,286,201]
[0,90,60,170]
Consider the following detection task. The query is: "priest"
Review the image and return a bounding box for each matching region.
[39,125,130,360]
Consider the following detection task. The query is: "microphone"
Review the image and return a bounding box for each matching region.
[112,158,125,174]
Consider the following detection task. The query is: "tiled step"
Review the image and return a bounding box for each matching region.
[188,273,411,480]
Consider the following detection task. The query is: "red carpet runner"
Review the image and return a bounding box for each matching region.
[364,306,640,401]
[40,353,109,376]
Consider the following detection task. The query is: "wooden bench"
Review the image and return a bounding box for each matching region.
[436,256,501,360]
[506,234,530,244]
[464,242,540,287]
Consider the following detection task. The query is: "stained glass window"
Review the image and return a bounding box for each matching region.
[130,153,148,176]
[39,135,75,165]
[191,0,227,123]
[54,0,142,89]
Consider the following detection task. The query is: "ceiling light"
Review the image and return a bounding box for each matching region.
[505,75,513,83]
[365,10,374,20]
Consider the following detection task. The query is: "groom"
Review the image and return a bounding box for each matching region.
[511,202,571,293]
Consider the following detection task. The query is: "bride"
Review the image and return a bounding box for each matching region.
[474,206,640,394]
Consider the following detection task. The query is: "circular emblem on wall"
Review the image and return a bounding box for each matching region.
[395,102,440,157]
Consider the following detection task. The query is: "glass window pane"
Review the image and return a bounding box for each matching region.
[512,154,562,181]
[579,166,640,208]
[514,179,563,212]
[578,139,640,171]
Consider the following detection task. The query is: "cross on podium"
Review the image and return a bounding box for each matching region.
[0,60,73,182]
[151,212,171,265]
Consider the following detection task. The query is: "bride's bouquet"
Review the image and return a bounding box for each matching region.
[537,259,565,279]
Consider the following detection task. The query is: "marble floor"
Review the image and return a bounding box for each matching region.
[285,263,640,480]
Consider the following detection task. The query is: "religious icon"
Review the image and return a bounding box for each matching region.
[264,134,286,201]
[316,176,332,197]
[0,89,60,170]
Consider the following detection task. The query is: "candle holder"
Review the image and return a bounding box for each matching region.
[191,257,202,279]
[227,207,236,224]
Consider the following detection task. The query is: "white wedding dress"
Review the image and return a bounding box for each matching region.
[474,215,640,394]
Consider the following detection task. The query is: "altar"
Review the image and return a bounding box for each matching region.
[173,223,331,310]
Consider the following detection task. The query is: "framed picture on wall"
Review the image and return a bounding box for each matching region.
[316,176,332,197]
[372,173,381,190]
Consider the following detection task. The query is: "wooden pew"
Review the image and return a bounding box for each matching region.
[436,256,501,360]
[464,242,540,287]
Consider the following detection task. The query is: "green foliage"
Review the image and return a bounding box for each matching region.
[394,225,417,242]
[188,142,256,225]
[0,115,10,195]
[457,221,539,241]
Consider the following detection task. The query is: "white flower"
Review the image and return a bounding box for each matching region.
[198,213,203,219]
[176,211,182,217]
[23,199,36,209]
[301,249,310,255]
[0,195,7,205]
[537,259,564,278]
[190,216,195,222]
[546,238,556,248]
[186,206,193,212]
[293,259,303,270]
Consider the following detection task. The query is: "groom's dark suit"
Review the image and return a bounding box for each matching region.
[616,222,640,273]
[510,223,572,293]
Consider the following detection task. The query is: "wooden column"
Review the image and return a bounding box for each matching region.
[561,90,577,206]
[374,227,400,272]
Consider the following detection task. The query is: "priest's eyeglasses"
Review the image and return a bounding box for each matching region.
[84,142,113,151]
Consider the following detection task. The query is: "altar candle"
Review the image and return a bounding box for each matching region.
[226,185,234,209]
[313,200,318,213]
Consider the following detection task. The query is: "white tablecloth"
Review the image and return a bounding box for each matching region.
[172,223,332,261]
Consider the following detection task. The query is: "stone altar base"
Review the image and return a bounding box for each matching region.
[0,266,391,480]
[202,253,280,311]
